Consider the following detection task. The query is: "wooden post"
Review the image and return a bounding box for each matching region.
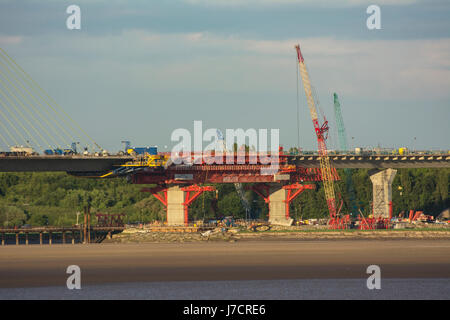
[16,233,19,245]
[39,232,43,245]
[88,212,91,244]
[83,207,87,244]
[25,232,29,245]
[49,232,52,245]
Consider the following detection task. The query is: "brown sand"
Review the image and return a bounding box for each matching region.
[0,240,449,288]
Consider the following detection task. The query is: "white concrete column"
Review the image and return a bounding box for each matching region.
[268,184,289,224]
[166,185,185,226]
[370,169,397,218]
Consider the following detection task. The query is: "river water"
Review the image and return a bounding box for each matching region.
[0,278,448,300]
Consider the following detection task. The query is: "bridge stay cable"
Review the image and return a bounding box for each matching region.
[0,49,93,151]
[0,65,63,150]
[0,131,10,148]
[0,75,51,150]
[0,102,24,146]
[0,52,88,151]
[0,48,102,152]
[0,59,73,149]
[0,105,20,146]
[0,90,43,150]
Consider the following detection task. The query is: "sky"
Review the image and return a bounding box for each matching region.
[0,0,449,153]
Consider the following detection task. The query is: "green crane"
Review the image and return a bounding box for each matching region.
[333,93,358,215]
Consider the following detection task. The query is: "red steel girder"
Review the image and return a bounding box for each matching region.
[181,185,215,225]
[141,185,168,206]
[131,165,340,186]
[168,147,289,166]
[249,184,270,203]
[283,183,316,219]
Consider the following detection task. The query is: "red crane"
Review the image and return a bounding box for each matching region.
[295,44,340,226]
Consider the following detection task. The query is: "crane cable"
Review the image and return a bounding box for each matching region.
[0,48,101,151]
[296,54,300,151]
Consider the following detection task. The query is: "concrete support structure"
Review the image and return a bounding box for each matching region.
[250,183,315,225]
[268,185,289,224]
[143,184,215,226]
[166,185,186,226]
[370,169,397,218]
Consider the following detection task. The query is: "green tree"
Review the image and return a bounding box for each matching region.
[0,205,27,227]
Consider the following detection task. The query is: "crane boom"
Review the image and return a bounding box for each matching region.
[334,93,357,215]
[295,44,337,219]
[333,93,348,152]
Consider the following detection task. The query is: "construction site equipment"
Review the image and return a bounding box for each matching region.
[333,93,358,216]
[408,210,434,223]
[100,147,169,178]
[127,147,158,156]
[248,222,271,232]
[121,141,131,153]
[357,209,391,229]
[295,44,338,226]
[10,146,34,155]
[398,147,408,155]
[358,216,391,230]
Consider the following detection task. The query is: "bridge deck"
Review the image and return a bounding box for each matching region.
[0,154,448,174]
[290,154,450,168]
[0,155,132,173]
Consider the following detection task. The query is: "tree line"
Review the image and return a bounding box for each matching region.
[0,168,448,227]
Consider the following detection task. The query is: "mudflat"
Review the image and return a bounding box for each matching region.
[0,240,449,288]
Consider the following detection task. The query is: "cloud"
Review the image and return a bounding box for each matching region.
[0,35,23,45]
[12,30,448,101]
[125,31,450,99]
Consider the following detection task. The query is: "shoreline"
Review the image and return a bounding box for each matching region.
[102,229,450,244]
[1,239,449,288]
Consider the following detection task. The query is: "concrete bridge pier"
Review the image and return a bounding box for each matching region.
[370,169,397,218]
[143,184,215,226]
[268,184,289,224]
[166,185,185,226]
[250,183,315,225]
